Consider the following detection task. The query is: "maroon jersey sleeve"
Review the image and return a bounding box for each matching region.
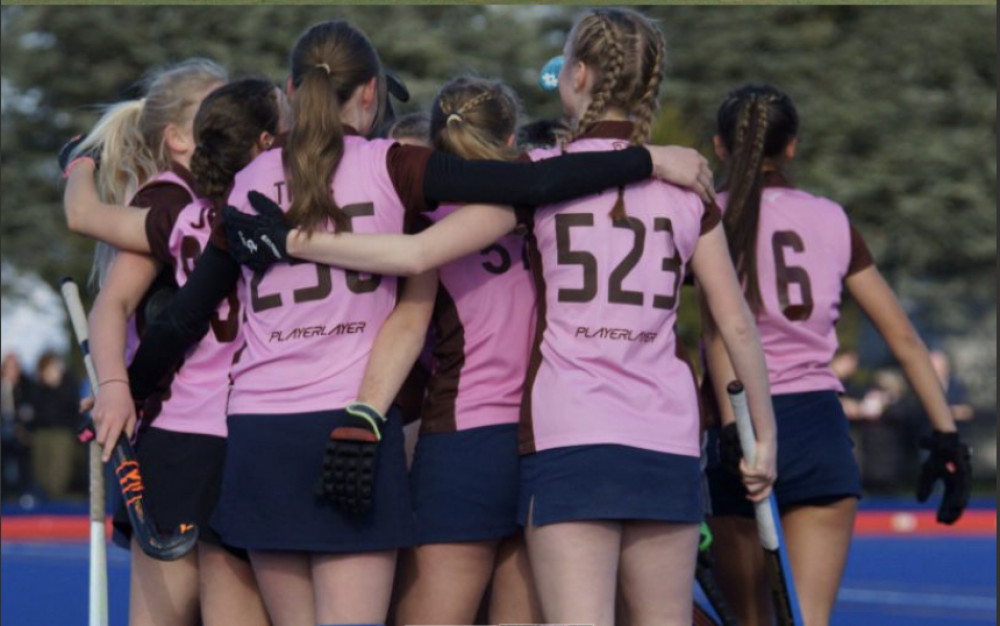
[386,144,434,215]
[136,183,193,266]
[846,223,875,276]
[700,201,723,235]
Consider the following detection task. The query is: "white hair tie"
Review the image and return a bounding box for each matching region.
[447,113,462,124]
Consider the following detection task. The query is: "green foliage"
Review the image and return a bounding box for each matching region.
[0,5,565,287]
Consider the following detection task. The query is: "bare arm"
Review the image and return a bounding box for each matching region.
[699,286,738,428]
[355,271,438,414]
[845,267,957,433]
[287,204,517,276]
[88,251,160,460]
[691,225,776,500]
[64,160,151,253]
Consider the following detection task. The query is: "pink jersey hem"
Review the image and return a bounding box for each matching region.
[770,375,845,396]
[529,434,701,458]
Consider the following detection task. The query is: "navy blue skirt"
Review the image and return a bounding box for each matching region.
[518,444,704,527]
[111,426,234,553]
[211,408,414,553]
[706,390,862,518]
[410,423,520,544]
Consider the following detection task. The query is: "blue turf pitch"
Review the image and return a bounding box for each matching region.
[2,536,996,625]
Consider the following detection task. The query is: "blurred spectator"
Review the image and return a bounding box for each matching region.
[854,369,915,493]
[1,353,33,499]
[929,349,974,422]
[833,350,863,419]
[26,351,81,500]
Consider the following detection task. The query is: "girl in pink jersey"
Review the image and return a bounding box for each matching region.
[702,84,971,626]
[388,77,543,625]
[73,71,275,626]
[221,10,778,626]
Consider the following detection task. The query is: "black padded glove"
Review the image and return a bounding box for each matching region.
[223,191,290,273]
[316,403,387,515]
[915,430,972,525]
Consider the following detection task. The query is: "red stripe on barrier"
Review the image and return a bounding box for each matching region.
[853,510,996,536]
[2,510,995,541]
[1,516,113,541]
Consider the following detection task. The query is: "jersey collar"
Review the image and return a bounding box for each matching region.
[763,170,792,188]
[578,120,634,141]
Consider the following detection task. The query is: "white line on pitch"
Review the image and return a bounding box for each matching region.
[838,588,997,612]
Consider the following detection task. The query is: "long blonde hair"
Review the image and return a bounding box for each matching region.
[73,58,228,286]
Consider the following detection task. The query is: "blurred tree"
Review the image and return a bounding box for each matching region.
[0,4,564,290]
[644,5,996,406]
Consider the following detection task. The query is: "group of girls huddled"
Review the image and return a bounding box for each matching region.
[62,7,970,626]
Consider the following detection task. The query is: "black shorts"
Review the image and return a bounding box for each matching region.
[706,390,862,517]
[112,426,241,556]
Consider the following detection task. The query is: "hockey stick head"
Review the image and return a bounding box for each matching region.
[77,418,199,561]
[105,427,200,561]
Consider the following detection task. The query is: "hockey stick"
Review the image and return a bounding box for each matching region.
[695,522,740,626]
[727,380,804,626]
[60,278,199,564]
[59,279,108,625]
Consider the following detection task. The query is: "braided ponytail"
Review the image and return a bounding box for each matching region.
[564,9,666,222]
[430,77,521,162]
[190,78,283,203]
[630,26,666,146]
[716,85,799,313]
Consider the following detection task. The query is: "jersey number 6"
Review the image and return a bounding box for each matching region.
[772,230,814,321]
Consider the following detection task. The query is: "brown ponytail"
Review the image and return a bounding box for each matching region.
[285,21,382,234]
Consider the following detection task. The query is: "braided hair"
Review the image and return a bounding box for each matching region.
[564,9,666,220]
[430,76,521,162]
[716,85,799,313]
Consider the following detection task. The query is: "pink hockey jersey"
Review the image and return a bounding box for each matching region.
[225,135,407,415]
[136,167,242,437]
[520,122,718,457]
[717,174,873,395]
[419,204,536,433]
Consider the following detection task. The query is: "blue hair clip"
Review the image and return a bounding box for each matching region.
[538,55,564,92]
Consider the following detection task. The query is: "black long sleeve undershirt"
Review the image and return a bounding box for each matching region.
[127,244,239,401]
[421,145,652,209]
[128,146,655,399]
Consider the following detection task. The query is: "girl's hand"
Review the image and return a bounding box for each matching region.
[223,191,291,273]
[647,145,716,204]
[92,381,137,463]
[740,437,777,502]
[58,134,100,177]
